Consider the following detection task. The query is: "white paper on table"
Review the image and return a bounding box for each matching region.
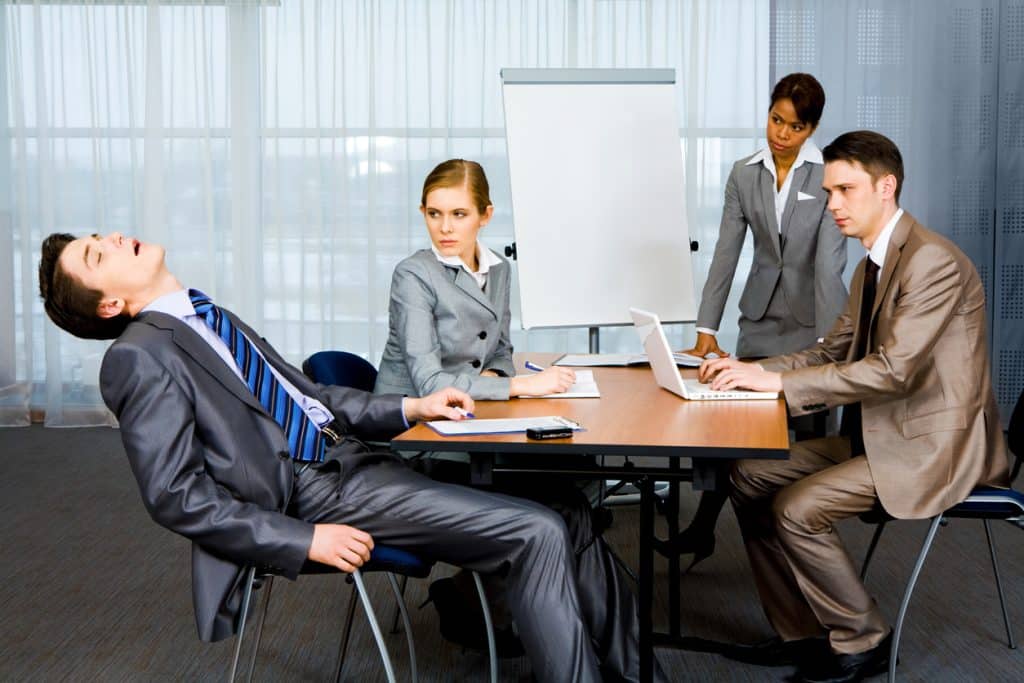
[426,415,582,436]
[554,353,702,368]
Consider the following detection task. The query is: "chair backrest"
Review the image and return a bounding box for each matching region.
[1008,388,1024,483]
[302,351,378,392]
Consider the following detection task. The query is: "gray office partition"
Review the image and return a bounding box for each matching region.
[771,0,1023,424]
[995,3,1024,416]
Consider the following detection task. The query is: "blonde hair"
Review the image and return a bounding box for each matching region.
[420,159,492,214]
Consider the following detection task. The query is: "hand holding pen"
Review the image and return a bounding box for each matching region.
[509,360,577,397]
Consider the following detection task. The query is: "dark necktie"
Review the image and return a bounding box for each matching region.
[189,289,327,463]
[846,257,880,457]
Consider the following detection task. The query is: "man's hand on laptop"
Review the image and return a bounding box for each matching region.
[699,357,782,393]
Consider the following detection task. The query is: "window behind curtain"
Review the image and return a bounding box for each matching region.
[2,0,768,427]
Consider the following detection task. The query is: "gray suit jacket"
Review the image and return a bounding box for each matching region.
[375,249,516,400]
[697,152,848,350]
[100,309,407,642]
[763,212,1008,518]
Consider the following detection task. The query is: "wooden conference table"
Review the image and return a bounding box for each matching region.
[392,353,790,682]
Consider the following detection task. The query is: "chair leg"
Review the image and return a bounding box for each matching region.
[229,566,257,683]
[385,573,418,682]
[334,579,361,683]
[983,519,1017,649]
[860,519,888,581]
[889,515,943,683]
[472,571,499,683]
[390,574,409,634]
[352,570,397,683]
[244,575,275,683]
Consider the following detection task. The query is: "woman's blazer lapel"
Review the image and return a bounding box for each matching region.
[754,165,784,262]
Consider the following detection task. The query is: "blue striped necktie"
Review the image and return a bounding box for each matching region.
[189,289,327,463]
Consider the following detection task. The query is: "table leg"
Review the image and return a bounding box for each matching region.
[470,453,495,486]
[667,460,680,636]
[692,458,729,491]
[638,476,655,683]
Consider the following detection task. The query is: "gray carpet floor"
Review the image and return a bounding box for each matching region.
[1,425,1022,682]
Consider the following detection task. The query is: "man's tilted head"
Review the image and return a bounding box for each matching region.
[38,231,176,339]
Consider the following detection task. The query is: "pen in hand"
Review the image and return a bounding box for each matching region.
[524,360,545,372]
[454,406,475,419]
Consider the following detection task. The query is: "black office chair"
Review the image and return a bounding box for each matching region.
[230,548,431,683]
[302,350,379,393]
[300,349,499,682]
[859,388,1024,682]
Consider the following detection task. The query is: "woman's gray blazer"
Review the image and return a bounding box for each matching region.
[375,248,516,400]
[696,151,848,357]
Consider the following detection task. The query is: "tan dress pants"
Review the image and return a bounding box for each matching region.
[730,436,891,655]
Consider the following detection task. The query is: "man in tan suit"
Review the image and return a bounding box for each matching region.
[700,130,1008,683]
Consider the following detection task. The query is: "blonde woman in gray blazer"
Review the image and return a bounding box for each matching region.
[666,74,848,570]
[374,248,517,399]
[375,160,574,401]
[374,160,645,678]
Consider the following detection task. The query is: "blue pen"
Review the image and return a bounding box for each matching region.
[454,406,475,419]
[524,360,545,372]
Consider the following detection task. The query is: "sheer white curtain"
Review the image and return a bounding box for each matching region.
[2,0,767,428]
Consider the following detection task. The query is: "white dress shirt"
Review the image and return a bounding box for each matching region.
[744,138,824,232]
[431,241,503,290]
[142,289,335,427]
[867,208,904,275]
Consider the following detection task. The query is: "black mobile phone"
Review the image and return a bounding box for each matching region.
[526,426,574,440]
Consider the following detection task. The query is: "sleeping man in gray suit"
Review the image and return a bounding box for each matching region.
[37,230,641,683]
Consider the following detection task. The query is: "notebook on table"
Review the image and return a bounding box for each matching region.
[554,353,703,368]
[628,308,779,401]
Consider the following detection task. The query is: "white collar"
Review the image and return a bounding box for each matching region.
[142,288,196,319]
[745,138,823,175]
[430,241,501,275]
[868,208,904,269]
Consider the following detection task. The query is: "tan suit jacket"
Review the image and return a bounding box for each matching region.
[761,211,1008,520]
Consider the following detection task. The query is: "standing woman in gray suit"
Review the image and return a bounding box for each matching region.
[374,158,575,400]
[664,73,848,567]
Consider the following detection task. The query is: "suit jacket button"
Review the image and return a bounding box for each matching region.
[471,359,481,368]
[277,451,290,460]
[478,331,487,340]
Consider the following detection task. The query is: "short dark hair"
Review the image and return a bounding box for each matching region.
[770,73,826,128]
[38,233,131,340]
[822,130,905,202]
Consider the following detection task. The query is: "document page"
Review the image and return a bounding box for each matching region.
[426,415,582,436]
[554,354,645,367]
[554,353,702,368]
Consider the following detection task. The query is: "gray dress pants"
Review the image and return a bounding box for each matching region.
[288,453,641,682]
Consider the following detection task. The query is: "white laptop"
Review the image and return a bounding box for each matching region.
[629,308,779,401]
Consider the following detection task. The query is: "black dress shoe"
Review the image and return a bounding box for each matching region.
[678,635,828,668]
[423,577,525,658]
[793,632,892,683]
[721,636,830,667]
[652,526,716,572]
